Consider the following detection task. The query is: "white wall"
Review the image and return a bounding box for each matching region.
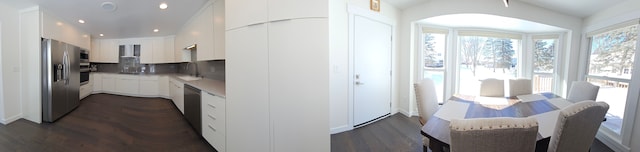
[329,0,401,133]
[582,1,640,151]
[0,2,24,124]
[398,0,583,117]
[0,20,4,122]
[20,7,41,123]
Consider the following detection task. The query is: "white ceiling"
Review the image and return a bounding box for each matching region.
[384,0,428,10]
[1,0,208,39]
[385,0,627,18]
[517,0,626,18]
[418,14,567,33]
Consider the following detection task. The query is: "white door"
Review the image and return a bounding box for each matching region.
[353,16,392,127]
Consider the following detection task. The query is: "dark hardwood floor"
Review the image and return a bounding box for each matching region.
[331,113,614,152]
[0,94,214,152]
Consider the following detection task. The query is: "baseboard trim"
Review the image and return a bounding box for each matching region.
[398,108,411,117]
[1,113,23,125]
[596,131,630,152]
[330,125,353,134]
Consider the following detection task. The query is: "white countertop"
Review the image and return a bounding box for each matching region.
[173,76,226,98]
[91,72,226,98]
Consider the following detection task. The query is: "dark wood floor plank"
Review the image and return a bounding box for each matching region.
[0,93,214,152]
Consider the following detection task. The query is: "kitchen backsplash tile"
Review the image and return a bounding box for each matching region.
[178,60,225,81]
[91,60,225,81]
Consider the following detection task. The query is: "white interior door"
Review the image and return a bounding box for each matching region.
[353,15,392,127]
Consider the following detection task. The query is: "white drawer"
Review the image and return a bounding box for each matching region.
[203,122,226,152]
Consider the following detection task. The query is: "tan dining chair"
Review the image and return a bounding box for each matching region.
[507,78,532,97]
[547,100,609,152]
[479,78,505,97]
[567,81,600,102]
[413,78,440,152]
[449,117,539,152]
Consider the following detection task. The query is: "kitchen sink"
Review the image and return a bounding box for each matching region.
[178,76,202,81]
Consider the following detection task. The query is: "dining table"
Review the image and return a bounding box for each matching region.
[420,92,575,152]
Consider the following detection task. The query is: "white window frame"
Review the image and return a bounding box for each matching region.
[417,25,451,103]
[530,34,562,93]
[580,19,640,149]
[453,29,525,94]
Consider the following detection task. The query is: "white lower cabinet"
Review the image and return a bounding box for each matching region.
[92,73,103,92]
[115,75,140,95]
[139,75,159,96]
[202,91,226,152]
[169,78,185,114]
[80,83,92,99]
[102,74,117,93]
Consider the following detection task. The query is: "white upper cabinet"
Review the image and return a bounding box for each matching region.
[100,39,119,63]
[175,0,225,61]
[213,0,226,60]
[225,0,268,30]
[90,39,101,62]
[225,0,326,30]
[164,36,176,63]
[197,4,215,61]
[93,37,175,64]
[140,38,154,64]
[268,0,327,21]
[152,38,166,63]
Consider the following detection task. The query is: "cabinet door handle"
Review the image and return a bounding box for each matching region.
[208,114,216,120]
[208,125,216,132]
[270,19,292,23]
[247,22,264,27]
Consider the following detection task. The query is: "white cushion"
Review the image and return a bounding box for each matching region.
[567,81,599,102]
[479,78,504,97]
[507,78,532,97]
[547,101,609,152]
[449,117,539,152]
[414,78,440,125]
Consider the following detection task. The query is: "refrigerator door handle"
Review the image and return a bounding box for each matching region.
[63,51,69,85]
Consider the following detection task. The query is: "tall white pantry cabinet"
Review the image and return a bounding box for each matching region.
[225,0,329,151]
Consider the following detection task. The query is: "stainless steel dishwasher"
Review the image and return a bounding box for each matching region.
[184,84,201,135]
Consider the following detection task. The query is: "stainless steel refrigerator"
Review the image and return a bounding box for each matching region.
[41,38,80,122]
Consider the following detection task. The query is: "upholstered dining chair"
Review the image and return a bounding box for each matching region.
[547,101,609,152]
[479,78,504,97]
[449,117,539,152]
[413,78,440,152]
[567,81,600,102]
[507,78,532,97]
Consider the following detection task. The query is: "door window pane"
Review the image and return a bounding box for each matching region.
[458,36,519,95]
[533,39,556,93]
[423,33,446,103]
[587,24,637,135]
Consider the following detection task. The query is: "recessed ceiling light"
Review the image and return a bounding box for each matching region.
[56,22,63,26]
[99,34,104,37]
[78,20,85,24]
[153,29,159,32]
[101,2,117,12]
[159,3,168,9]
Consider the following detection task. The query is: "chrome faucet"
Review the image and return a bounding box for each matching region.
[186,62,199,77]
